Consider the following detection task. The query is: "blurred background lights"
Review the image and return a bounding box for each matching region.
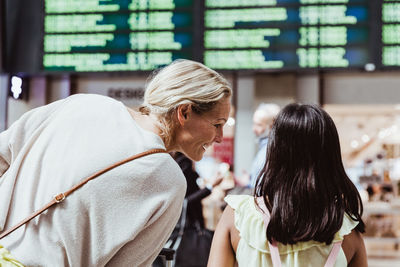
[10,76,23,99]
[351,140,359,148]
[364,63,376,72]
[362,134,370,143]
[226,117,235,127]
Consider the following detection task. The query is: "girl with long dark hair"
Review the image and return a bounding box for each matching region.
[208,103,367,267]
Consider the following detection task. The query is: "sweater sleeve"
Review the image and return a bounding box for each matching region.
[0,99,66,178]
[0,98,69,232]
[0,128,12,178]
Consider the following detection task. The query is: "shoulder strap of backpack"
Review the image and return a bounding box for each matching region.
[256,197,342,267]
[256,197,282,267]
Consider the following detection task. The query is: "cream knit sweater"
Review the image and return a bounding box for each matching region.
[0,94,186,266]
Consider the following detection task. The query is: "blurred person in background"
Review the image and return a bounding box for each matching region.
[172,151,223,228]
[208,103,367,267]
[153,152,223,267]
[248,103,280,188]
[0,59,232,266]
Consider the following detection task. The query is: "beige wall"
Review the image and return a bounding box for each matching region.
[255,73,297,107]
[324,72,400,104]
[4,71,400,177]
[0,75,8,131]
[233,71,400,176]
[7,77,46,128]
[75,75,147,107]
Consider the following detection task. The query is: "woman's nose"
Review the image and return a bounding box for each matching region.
[214,128,223,143]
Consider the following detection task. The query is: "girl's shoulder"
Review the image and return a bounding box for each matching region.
[224,194,360,254]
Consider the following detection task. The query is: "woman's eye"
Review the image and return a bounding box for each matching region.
[214,124,222,129]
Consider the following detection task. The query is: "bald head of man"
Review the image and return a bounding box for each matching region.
[252,103,280,139]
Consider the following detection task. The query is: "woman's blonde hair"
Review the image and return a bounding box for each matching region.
[139,59,232,148]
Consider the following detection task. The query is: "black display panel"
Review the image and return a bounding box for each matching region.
[4,0,44,74]
[381,0,400,68]
[42,0,198,72]
[0,0,3,72]
[2,0,400,73]
[204,0,372,70]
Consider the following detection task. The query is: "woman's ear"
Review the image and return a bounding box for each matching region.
[177,104,192,126]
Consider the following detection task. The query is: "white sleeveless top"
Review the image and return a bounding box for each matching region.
[225,195,359,267]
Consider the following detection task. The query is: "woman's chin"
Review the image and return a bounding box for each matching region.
[190,151,204,162]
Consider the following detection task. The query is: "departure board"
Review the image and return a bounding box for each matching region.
[43,0,197,72]
[381,0,400,67]
[204,0,371,70]
[5,0,400,73]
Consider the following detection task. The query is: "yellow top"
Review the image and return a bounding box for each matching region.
[225,195,359,267]
[0,245,24,267]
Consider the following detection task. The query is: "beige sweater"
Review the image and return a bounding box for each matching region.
[0,94,186,266]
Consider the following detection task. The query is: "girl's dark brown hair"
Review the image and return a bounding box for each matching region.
[255,103,365,245]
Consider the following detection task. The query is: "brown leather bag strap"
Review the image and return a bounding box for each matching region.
[0,148,167,240]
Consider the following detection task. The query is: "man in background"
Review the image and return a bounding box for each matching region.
[248,103,280,188]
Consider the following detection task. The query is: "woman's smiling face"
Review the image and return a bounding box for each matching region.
[176,97,231,161]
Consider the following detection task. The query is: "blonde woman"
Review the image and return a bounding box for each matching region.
[0,60,232,266]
